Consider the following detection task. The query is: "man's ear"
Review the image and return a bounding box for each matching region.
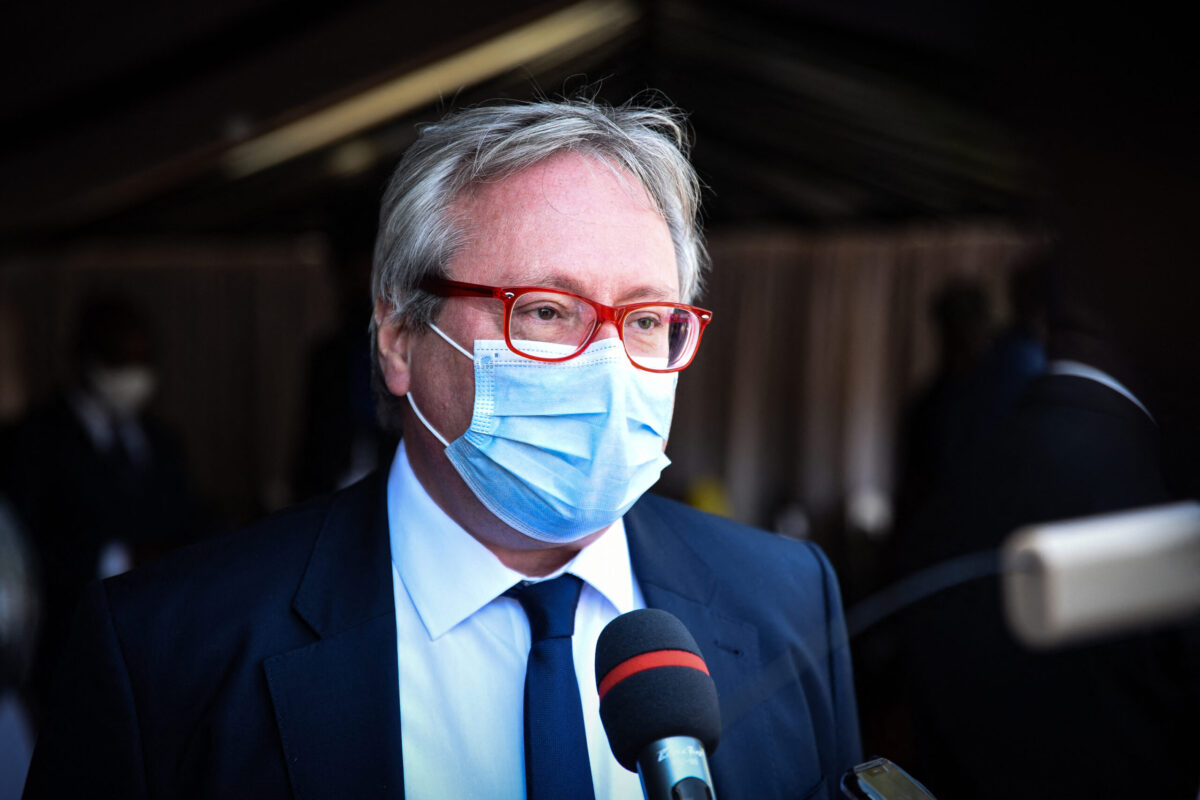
[375,298,412,397]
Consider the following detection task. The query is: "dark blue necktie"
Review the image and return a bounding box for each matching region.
[509,575,596,800]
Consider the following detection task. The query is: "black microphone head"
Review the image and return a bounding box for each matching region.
[595,608,721,771]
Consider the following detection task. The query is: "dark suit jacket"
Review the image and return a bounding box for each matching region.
[895,375,1200,800]
[25,475,860,799]
[1,393,200,717]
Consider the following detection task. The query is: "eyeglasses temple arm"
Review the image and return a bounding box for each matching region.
[419,279,496,299]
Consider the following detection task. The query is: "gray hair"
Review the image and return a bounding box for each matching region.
[370,97,708,431]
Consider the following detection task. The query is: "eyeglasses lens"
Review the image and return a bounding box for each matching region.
[507,290,697,371]
[623,307,698,370]
[508,291,595,347]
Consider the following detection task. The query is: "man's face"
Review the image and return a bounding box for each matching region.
[378,151,678,542]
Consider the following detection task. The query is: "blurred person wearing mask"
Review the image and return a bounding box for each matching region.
[1,296,197,724]
[24,98,861,799]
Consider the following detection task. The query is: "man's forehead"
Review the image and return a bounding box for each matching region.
[444,151,679,303]
[452,152,660,222]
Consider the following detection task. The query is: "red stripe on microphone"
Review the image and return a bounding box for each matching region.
[598,650,710,700]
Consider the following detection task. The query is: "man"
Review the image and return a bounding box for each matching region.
[889,127,1200,799]
[2,296,199,724]
[25,99,860,799]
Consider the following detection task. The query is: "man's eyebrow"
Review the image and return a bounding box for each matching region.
[616,285,680,304]
[515,271,678,303]
[511,271,588,295]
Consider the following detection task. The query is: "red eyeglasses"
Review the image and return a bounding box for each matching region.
[420,278,713,373]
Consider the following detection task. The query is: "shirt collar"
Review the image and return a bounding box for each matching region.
[387,439,638,641]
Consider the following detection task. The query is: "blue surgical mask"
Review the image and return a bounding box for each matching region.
[407,324,676,543]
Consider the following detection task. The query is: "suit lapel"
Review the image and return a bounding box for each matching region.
[260,484,769,798]
[623,498,761,730]
[265,474,405,798]
[625,498,799,800]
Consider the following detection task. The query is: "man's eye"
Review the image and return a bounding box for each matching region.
[534,306,559,321]
[627,313,662,331]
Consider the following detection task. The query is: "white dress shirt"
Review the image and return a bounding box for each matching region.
[387,440,646,799]
[67,390,138,577]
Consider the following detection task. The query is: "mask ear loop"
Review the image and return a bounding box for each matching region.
[406,392,450,448]
[404,322,473,449]
[430,323,474,360]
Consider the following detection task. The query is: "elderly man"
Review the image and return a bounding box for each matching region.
[25,99,859,799]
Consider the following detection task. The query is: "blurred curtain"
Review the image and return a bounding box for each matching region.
[2,224,1038,548]
[662,222,1039,570]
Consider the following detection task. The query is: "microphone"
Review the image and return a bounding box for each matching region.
[1003,501,1200,647]
[595,609,721,800]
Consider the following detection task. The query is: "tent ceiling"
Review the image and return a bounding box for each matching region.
[0,0,1035,246]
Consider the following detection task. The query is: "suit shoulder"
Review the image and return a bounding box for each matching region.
[631,493,831,580]
[626,494,848,702]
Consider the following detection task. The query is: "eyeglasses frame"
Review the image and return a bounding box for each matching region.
[419,277,713,373]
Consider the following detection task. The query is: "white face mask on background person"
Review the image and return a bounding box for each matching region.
[407,324,677,544]
[88,365,157,418]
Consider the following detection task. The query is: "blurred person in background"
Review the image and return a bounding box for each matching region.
[24,98,861,799]
[873,3,1200,789]
[892,277,994,539]
[968,255,1049,426]
[886,50,1200,793]
[889,259,1050,566]
[0,295,201,724]
[862,263,1049,770]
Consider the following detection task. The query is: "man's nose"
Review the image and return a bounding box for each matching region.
[593,320,621,341]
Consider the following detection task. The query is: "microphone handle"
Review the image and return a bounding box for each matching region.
[636,736,717,800]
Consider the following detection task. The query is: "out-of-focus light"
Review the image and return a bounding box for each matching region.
[221,0,641,179]
[326,140,379,178]
[1004,502,1200,648]
[848,486,893,539]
